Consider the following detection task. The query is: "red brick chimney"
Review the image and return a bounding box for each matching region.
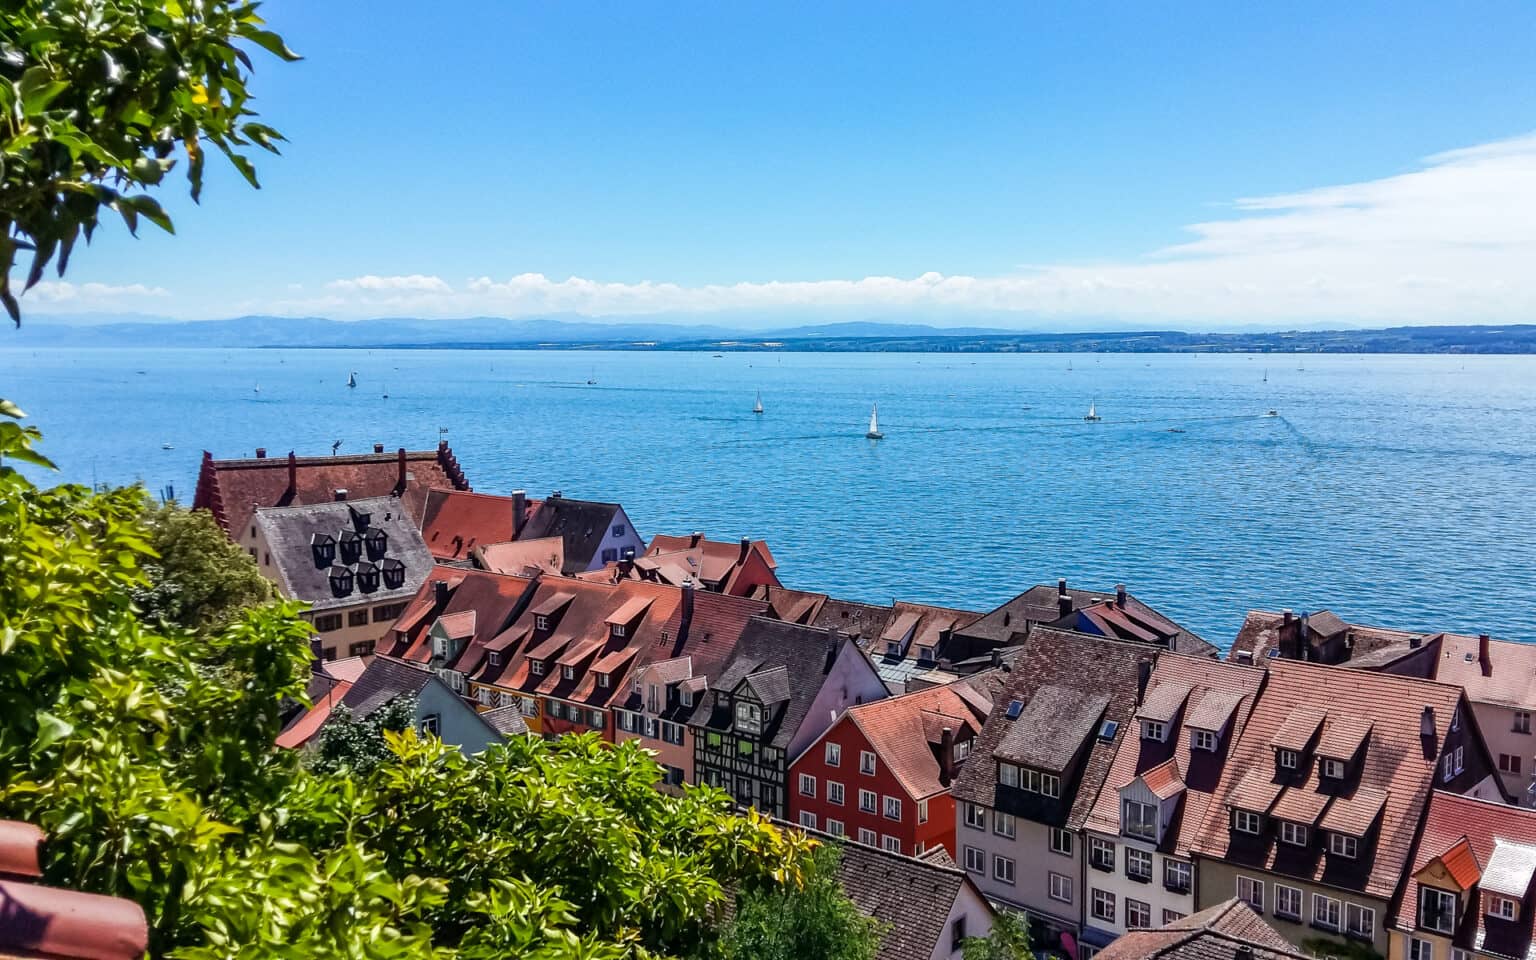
[1479,634,1492,677]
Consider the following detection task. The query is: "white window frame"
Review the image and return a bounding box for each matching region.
[827,819,845,837]
[998,762,1020,787]
[1275,884,1303,921]
[883,795,902,820]
[992,810,1015,839]
[860,750,877,775]
[918,798,929,824]
[992,854,1016,885]
[1277,748,1298,769]
[1090,836,1116,870]
[964,802,986,829]
[1346,902,1375,941]
[1123,799,1158,841]
[859,789,877,813]
[1126,847,1153,882]
[1410,939,1433,960]
[1165,858,1192,892]
[827,781,844,806]
[1237,875,1264,913]
[1091,888,1115,923]
[1490,894,1519,920]
[799,773,816,797]
[825,742,841,766]
[1126,897,1152,930]
[1280,821,1308,847]
[1313,893,1342,932]
[1330,833,1359,859]
[798,810,817,830]
[1142,720,1166,741]
[1049,827,1073,856]
[882,835,901,854]
[1049,871,1073,903]
[1233,809,1262,834]
[857,828,877,846]
[1191,729,1218,752]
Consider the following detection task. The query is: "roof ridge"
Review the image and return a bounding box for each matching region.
[1274,656,1470,697]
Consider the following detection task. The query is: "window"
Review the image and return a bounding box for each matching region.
[1443,753,1455,782]
[1191,729,1218,752]
[1275,885,1303,921]
[992,811,1015,839]
[1410,939,1433,960]
[487,651,502,668]
[372,601,408,623]
[1455,745,1465,774]
[1490,895,1518,920]
[918,799,928,823]
[1163,910,1186,925]
[534,614,550,631]
[860,751,877,775]
[477,686,494,706]
[519,697,537,717]
[828,781,844,806]
[858,828,877,846]
[1123,800,1158,841]
[1127,898,1152,930]
[799,774,816,797]
[1452,949,1471,960]
[348,640,374,657]
[1280,822,1309,847]
[1233,809,1262,834]
[859,789,877,813]
[1321,758,1345,779]
[420,714,440,737]
[1126,848,1153,882]
[597,673,610,688]
[612,524,625,537]
[1165,859,1192,893]
[882,835,900,854]
[1049,871,1073,902]
[1313,894,1341,932]
[1346,903,1375,941]
[827,819,845,837]
[1330,833,1359,859]
[1090,837,1115,871]
[1142,720,1166,741]
[883,796,902,820]
[1237,876,1264,913]
[1091,888,1115,923]
[798,811,817,830]
[562,665,575,680]
[955,740,971,762]
[530,660,544,676]
[951,915,967,951]
[998,762,1019,787]
[1277,749,1298,769]
[1500,753,1523,775]
[1516,711,1532,734]
[600,548,618,564]
[737,739,753,756]
[992,855,1016,885]
[348,609,370,627]
[964,803,986,829]
[825,742,841,766]
[313,613,343,632]
[918,645,935,662]
[735,701,762,734]
[1049,827,1073,856]
[964,846,986,874]
[609,623,625,639]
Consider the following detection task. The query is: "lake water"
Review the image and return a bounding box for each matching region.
[3,346,1533,648]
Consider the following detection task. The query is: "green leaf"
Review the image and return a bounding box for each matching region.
[34,711,74,749]
[17,66,68,113]
[242,28,303,62]
[0,399,25,419]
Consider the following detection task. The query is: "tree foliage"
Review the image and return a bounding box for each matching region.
[718,844,885,960]
[962,910,1031,960]
[0,0,299,325]
[0,406,813,959]
[309,695,418,775]
[134,497,272,632]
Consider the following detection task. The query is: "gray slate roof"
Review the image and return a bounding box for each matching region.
[478,705,530,737]
[339,656,435,718]
[519,497,624,573]
[995,684,1110,772]
[955,582,1213,656]
[829,832,980,960]
[256,495,432,610]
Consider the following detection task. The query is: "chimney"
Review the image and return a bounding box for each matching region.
[739,536,752,563]
[1282,609,1293,628]
[550,490,563,499]
[255,447,267,459]
[309,636,324,671]
[691,531,704,547]
[1420,706,1436,737]
[286,451,297,494]
[1058,593,1073,618]
[939,727,956,787]
[511,489,527,537]
[433,579,449,609]
[374,443,384,453]
[990,648,1002,668]
[1479,634,1492,677]
[1115,584,1127,609]
[333,488,348,502]
[1057,577,1068,595]
[395,447,407,494]
[680,581,695,637]
[1137,659,1153,701]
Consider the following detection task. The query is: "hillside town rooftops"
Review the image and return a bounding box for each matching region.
[420,488,540,561]
[954,579,1213,658]
[254,495,432,610]
[519,495,630,574]
[833,685,989,800]
[1093,899,1306,960]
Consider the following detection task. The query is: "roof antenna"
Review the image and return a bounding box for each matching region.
[438,426,449,441]
[331,439,343,455]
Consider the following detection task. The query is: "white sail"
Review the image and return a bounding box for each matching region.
[869,404,879,435]
[1088,403,1096,419]
[347,371,357,388]
[753,390,763,414]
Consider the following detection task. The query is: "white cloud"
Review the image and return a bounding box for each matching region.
[325,274,452,294]
[24,281,170,307]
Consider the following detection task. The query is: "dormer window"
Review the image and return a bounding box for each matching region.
[562,665,575,680]
[530,660,545,676]
[1329,833,1359,859]
[355,561,380,593]
[954,740,971,762]
[1280,822,1309,847]
[1420,887,1457,933]
[680,688,693,707]
[1321,758,1346,779]
[597,673,610,688]
[611,623,626,638]
[1122,800,1157,841]
[885,641,901,657]
[488,652,502,667]
[1490,895,1519,920]
[311,533,336,568]
[1141,720,1166,742]
[339,530,362,565]
[1277,749,1299,770]
[380,558,405,589]
[364,527,388,560]
[735,701,762,734]
[327,565,354,597]
[535,615,550,631]
[1191,729,1218,752]
[917,645,935,663]
[1233,809,1263,834]
[998,762,1020,787]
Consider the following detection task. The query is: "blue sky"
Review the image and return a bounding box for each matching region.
[26,1,1536,327]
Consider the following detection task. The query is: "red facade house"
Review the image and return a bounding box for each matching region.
[790,683,990,858]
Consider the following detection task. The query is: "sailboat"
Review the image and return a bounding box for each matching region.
[865,403,884,440]
[381,385,389,399]
[1084,401,1102,422]
[1262,369,1268,383]
[1067,358,1074,372]
[753,391,764,415]
[587,366,597,385]
[253,382,260,395]
[347,371,357,388]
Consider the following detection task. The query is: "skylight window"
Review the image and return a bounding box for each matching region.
[1005,700,1023,720]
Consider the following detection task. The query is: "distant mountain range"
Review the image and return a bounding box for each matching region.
[9,315,1536,354]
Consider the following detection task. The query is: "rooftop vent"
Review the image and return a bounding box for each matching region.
[333,488,348,502]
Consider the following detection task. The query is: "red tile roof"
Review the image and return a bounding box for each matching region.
[639,533,780,594]
[419,488,540,561]
[1189,659,1473,901]
[275,678,355,749]
[474,537,564,576]
[1095,899,1307,960]
[1084,653,1266,854]
[193,442,470,537]
[0,822,147,960]
[828,685,990,801]
[376,568,537,667]
[1437,836,1483,890]
[1423,633,1536,712]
